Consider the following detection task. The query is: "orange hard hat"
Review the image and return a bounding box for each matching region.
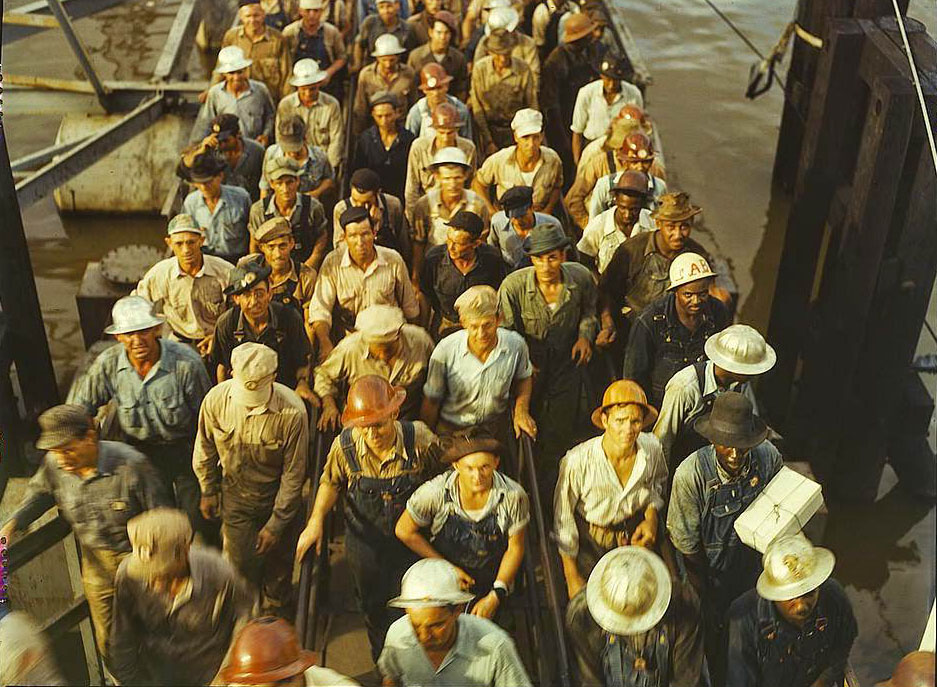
[218,617,316,684]
[621,130,654,160]
[341,375,406,427]
[432,101,462,129]
[618,104,646,124]
[419,62,453,91]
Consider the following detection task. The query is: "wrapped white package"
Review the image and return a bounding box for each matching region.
[734,465,824,553]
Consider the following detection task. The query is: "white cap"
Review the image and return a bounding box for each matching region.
[586,547,672,636]
[356,305,405,344]
[167,213,204,236]
[230,342,278,407]
[388,559,475,608]
[756,533,835,602]
[454,285,499,320]
[299,0,325,9]
[372,33,406,57]
[704,324,777,376]
[485,6,519,34]
[215,45,253,74]
[290,58,328,87]
[511,108,543,137]
[429,146,471,169]
[105,295,165,335]
[667,252,716,290]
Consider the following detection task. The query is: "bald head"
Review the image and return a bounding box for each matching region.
[879,652,936,687]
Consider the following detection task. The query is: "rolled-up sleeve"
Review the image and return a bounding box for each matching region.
[405,476,445,527]
[569,85,590,135]
[394,260,420,319]
[553,452,581,558]
[511,336,533,381]
[308,269,337,326]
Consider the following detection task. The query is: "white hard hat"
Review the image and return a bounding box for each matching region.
[290,58,328,87]
[586,547,672,636]
[372,33,406,58]
[215,45,253,74]
[104,295,165,335]
[667,252,716,290]
[485,6,519,34]
[756,533,835,602]
[704,324,777,376]
[388,559,475,608]
[429,146,471,169]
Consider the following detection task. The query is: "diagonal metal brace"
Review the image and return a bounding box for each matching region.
[151,0,201,83]
[44,0,110,110]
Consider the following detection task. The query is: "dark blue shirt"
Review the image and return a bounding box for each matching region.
[351,125,416,201]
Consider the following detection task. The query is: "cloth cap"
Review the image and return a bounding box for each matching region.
[610,170,650,197]
[356,305,405,344]
[36,404,93,450]
[485,6,519,34]
[440,428,503,464]
[704,324,776,376]
[563,12,597,42]
[599,54,634,81]
[255,217,294,244]
[511,108,543,137]
[215,45,253,74]
[486,28,517,54]
[432,10,458,34]
[419,63,452,91]
[231,342,278,407]
[756,533,835,602]
[500,186,533,218]
[652,191,702,223]
[693,391,768,450]
[369,90,400,110]
[224,261,272,296]
[105,295,165,335]
[276,116,306,153]
[667,252,716,290]
[372,33,406,57]
[219,617,317,684]
[591,379,657,429]
[351,168,381,192]
[388,558,475,608]
[299,0,325,9]
[211,113,241,141]
[339,204,371,229]
[446,210,484,238]
[523,223,569,256]
[290,58,328,87]
[167,213,204,236]
[430,145,470,169]
[265,155,302,181]
[586,547,672,636]
[454,285,499,320]
[180,148,227,183]
[125,508,192,581]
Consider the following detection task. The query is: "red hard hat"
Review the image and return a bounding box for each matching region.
[621,130,654,160]
[419,62,453,91]
[218,617,316,684]
[618,104,645,124]
[341,375,406,427]
[432,101,462,129]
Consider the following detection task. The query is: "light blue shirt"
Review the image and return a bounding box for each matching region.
[405,95,472,140]
[378,614,532,687]
[487,211,563,269]
[67,340,212,443]
[194,80,276,142]
[422,328,532,427]
[183,185,252,258]
[259,143,334,194]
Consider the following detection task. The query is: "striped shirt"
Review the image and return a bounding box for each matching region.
[553,433,668,558]
[575,206,655,274]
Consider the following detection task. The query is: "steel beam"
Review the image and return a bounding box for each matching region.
[7,516,72,573]
[152,0,201,83]
[4,74,209,93]
[45,0,110,109]
[42,596,92,639]
[1,12,60,28]
[3,0,128,43]
[15,95,167,207]
[10,136,90,173]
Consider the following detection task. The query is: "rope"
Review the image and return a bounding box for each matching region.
[889,0,937,177]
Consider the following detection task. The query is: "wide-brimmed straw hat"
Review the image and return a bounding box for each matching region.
[591,379,658,430]
[756,533,835,602]
[704,324,776,376]
[586,547,672,636]
[290,58,328,87]
[215,45,253,74]
[693,391,767,449]
[562,13,597,43]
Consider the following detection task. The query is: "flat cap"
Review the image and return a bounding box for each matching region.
[440,428,503,464]
[126,508,192,581]
[454,284,499,319]
[211,113,241,141]
[356,305,405,343]
[369,90,400,110]
[224,261,272,296]
[36,404,93,450]
[511,108,543,137]
[276,116,306,153]
[339,204,371,228]
[446,209,484,238]
[255,217,293,243]
[167,213,204,236]
[264,155,301,180]
[499,186,533,218]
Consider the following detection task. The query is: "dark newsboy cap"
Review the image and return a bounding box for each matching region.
[446,210,484,238]
[499,186,533,219]
[339,204,372,228]
[36,404,93,450]
[224,261,272,297]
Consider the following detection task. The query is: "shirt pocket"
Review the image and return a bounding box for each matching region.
[151,384,185,428]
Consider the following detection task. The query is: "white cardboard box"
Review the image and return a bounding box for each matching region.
[734,465,824,553]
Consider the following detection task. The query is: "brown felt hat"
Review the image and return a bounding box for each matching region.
[562,13,597,43]
[440,429,503,464]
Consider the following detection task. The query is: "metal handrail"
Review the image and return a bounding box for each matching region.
[7,515,73,573]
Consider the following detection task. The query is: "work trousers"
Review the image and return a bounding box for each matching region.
[79,544,127,663]
[136,440,202,530]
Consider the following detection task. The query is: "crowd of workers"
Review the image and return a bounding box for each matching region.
[1,0,934,684]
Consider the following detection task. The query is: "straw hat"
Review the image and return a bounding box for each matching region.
[104,295,164,335]
[388,559,475,608]
[756,533,835,602]
[562,13,597,43]
[591,379,658,430]
[586,547,672,636]
[290,58,328,87]
[372,33,406,57]
[485,6,519,34]
[429,146,471,169]
[704,324,776,376]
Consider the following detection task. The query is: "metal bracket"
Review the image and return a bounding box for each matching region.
[44,0,110,110]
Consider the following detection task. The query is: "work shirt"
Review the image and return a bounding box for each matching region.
[410,188,490,247]
[474,31,541,87]
[193,380,308,536]
[357,15,418,62]
[405,95,472,140]
[469,57,538,152]
[589,171,668,221]
[404,135,478,219]
[109,547,254,687]
[182,184,253,260]
[570,78,644,142]
[407,469,529,538]
[197,80,276,142]
[321,420,440,488]
[267,258,318,318]
[351,125,416,201]
[248,193,329,264]
[224,138,266,202]
[565,577,704,687]
[313,324,434,418]
[283,20,346,70]
[5,441,170,553]
[422,327,532,427]
[553,433,667,559]
[667,441,783,557]
[420,243,508,327]
[210,302,311,388]
[276,90,345,168]
[135,255,232,341]
[487,211,562,270]
[221,25,293,102]
[406,45,469,101]
[260,143,334,195]
[475,146,563,211]
[623,291,731,408]
[727,580,858,687]
[576,206,654,274]
[353,63,417,134]
[68,341,211,444]
[308,244,419,331]
[378,613,533,687]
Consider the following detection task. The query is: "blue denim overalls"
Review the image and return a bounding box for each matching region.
[602,627,672,687]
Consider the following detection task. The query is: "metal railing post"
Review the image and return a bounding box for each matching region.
[44,0,110,109]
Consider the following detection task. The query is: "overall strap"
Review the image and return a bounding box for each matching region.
[694,360,708,396]
[697,446,719,490]
[400,421,416,468]
[340,428,361,474]
[300,194,312,231]
[606,148,617,174]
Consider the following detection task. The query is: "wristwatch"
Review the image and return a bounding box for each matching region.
[492,581,509,600]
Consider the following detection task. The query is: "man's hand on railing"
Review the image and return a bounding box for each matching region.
[513,410,538,440]
[318,397,342,433]
[295,518,325,563]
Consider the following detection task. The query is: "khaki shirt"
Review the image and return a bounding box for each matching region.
[404,135,477,220]
[282,19,346,64]
[321,420,440,488]
[134,255,232,340]
[276,91,345,168]
[469,56,537,152]
[410,188,490,246]
[474,31,541,88]
[475,145,563,211]
[193,380,308,536]
[222,26,293,102]
[272,259,317,320]
[353,63,417,134]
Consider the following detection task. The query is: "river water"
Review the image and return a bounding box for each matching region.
[2,0,935,682]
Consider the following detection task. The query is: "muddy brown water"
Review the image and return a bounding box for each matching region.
[2,0,935,683]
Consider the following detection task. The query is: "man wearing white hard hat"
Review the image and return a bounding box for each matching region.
[196,46,276,145]
[378,558,532,686]
[276,58,345,168]
[194,343,309,617]
[566,546,703,687]
[654,323,775,467]
[220,0,293,102]
[355,0,417,69]
[623,251,730,408]
[283,0,348,99]
[727,533,857,687]
[474,5,540,87]
[353,35,418,134]
[68,295,212,530]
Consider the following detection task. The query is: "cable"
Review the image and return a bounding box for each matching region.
[889,0,937,177]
